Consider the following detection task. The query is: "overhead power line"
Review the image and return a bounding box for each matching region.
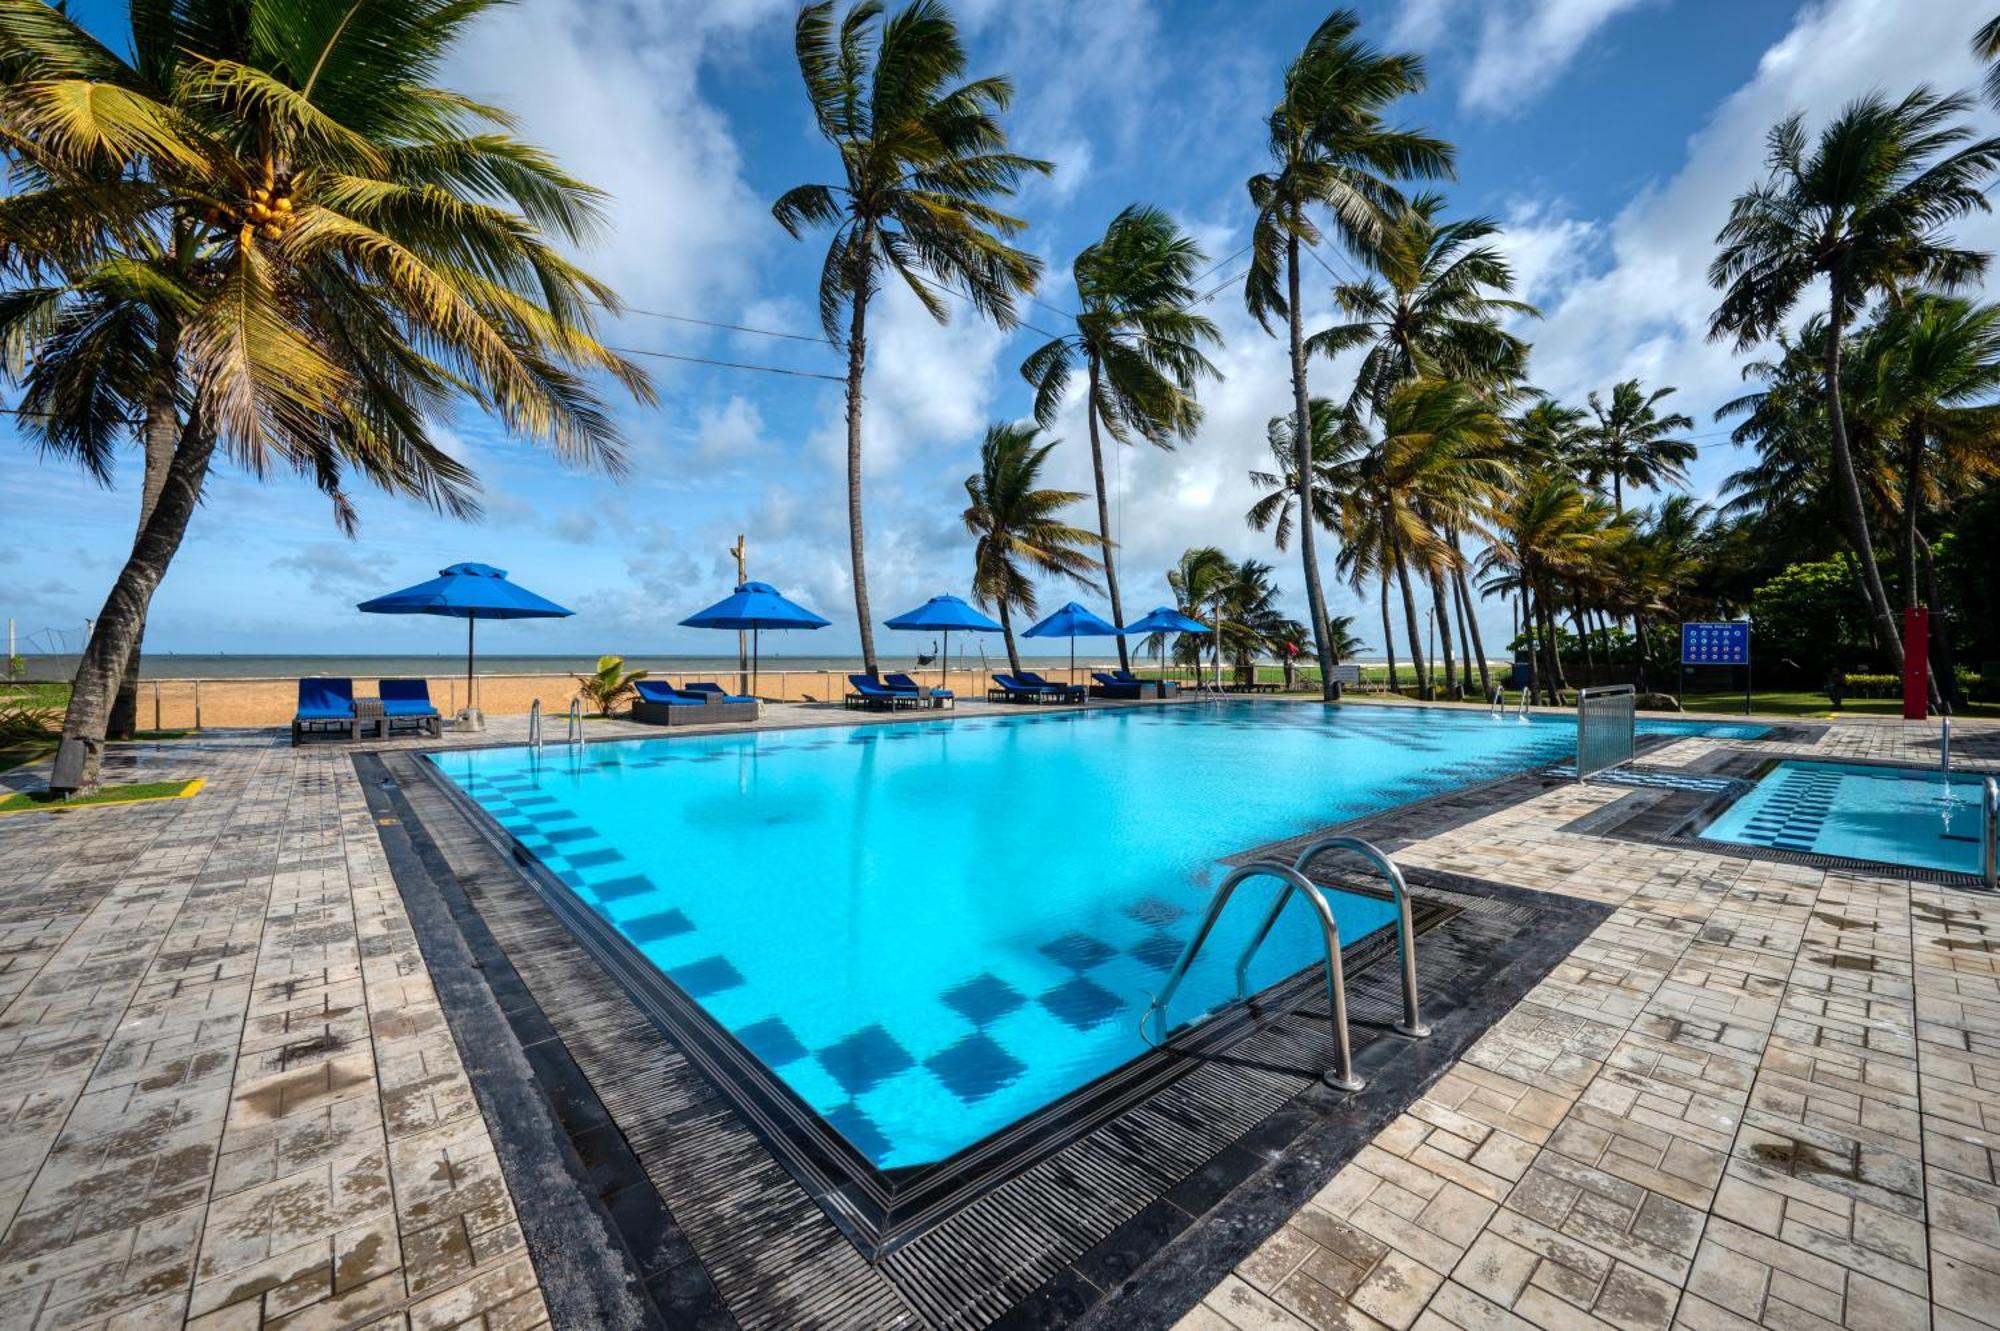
[586,298,835,346]
[606,345,845,383]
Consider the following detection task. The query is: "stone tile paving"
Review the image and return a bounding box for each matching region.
[0,735,545,1330]
[1183,720,2000,1331]
[0,706,1989,1331]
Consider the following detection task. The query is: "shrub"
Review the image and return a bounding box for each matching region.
[0,695,59,746]
[573,655,648,715]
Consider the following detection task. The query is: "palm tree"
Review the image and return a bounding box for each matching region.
[776,0,1049,677]
[1307,192,1535,413]
[1709,88,2000,671]
[1021,205,1220,669]
[1246,9,1452,701]
[1245,396,1358,549]
[1855,293,2000,610]
[0,0,650,793]
[1479,472,1611,703]
[962,422,1102,673]
[1165,545,1235,683]
[1976,15,2000,109]
[1579,379,1696,512]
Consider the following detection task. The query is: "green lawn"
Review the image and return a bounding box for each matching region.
[0,778,202,814]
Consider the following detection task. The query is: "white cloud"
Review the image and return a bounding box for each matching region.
[271,543,396,597]
[1491,0,2000,480]
[1397,0,1655,113]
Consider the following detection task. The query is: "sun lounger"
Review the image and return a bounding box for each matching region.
[846,674,925,711]
[884,672,953,709]
[292,678,357,745]
[1017,671,1086,702]
[1088,671,1145,700]
[988,673,1083,704]
[631,679,758,726]
[683,681,756,704]
[378,678,443,737]
[1111,669,1176,696]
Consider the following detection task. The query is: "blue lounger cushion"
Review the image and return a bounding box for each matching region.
[848,674,907,697]
[378,678,439,716]
[883,673,943,696]
[296,677,356,719]
[684,681,756,704]
[635,680,705,706]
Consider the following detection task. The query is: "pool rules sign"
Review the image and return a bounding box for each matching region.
[1681,621,1751,713]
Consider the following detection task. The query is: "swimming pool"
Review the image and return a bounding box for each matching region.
[1698,758,1992,877]
[430,702,1763,1170]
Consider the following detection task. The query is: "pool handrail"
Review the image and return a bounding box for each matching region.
[1140,860,1364,1091]
[567,696,586,752]
[1234,835,1428,1039]
[1984,776,1997,890]
[528,698,542,749]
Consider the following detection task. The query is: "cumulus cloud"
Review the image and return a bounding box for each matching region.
[1397,0,1655,113]
[1491,0,2000,443]
[271,543,397,597]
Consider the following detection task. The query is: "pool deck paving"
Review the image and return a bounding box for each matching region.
[0,701,1989,1330]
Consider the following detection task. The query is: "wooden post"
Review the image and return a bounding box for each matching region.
[730,534,749,696]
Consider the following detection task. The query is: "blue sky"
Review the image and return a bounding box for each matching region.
[4,0,1996,661]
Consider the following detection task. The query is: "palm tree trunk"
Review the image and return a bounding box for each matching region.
[1634,614,1651,692]
[107,333,183,741]
[1823,301,1904,670]
[1084,362,1129,670]
[998,600,1022,676]
[1394,548,1428,699]
[1573,598,1594,679]
[1899,421,1923,612]
[845,258,879,677]
[1454,561,1491,697]
[1379,573,1399,692]
[49,418,217,794]
[1428,567,1458,699]
[1285,234,1337,701]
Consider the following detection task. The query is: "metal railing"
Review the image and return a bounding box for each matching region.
[1984,776,1997,891]
[1490,687,1505,718]
[1140,861,1365,1091]
[565,697,586,752]
[1942,716,1952,775]
[528,698,543,749]
[1235,836,1428,1038]
[1575,684,1637,781]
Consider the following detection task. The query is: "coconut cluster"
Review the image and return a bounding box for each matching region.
[200,172,297,245]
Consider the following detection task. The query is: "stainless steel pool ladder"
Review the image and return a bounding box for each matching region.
[1140,861,1368,1092]
[1489,687,1505,717]
[1237,836,1429,1040]
[1942,716,1952,775]
[566,697,587,752]
[528,699,543,749]
[1984,776,1997,891]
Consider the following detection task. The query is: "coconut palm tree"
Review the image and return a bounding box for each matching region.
[0,0,650,792]
[962,422,1102,673]
[1246,8,1452,701]
[1578,379,1696,512]
[1021,205,1220,669]
[1307,192,1535,413]
[1976,15,2000,109]
[1709,88,2000,670]
[1164,545,1235,682]
[1479,472,1612,703]
[1244,396,1360,550]
[776,0,1050,677]
[1854,293,2000,611]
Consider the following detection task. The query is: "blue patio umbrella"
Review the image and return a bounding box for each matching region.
[1122,605,1214,686]
[358,562,572,720]
[680,581,830,697]
[1023,601,1121,685]
[884,594,1003,691]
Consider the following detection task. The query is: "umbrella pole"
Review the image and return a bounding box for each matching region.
[467,618,476,714]
[753,628,761,700]
[942,629,950,694]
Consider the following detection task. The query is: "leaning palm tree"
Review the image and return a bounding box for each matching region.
[1164,545,1236,682]
[962,422,1102,673]
[1021,204,1220,669]
[1578,379,1696,512]
[776,0,1049,676]
[1977,15,2000,109]
[0,0,650,793]
[1246,8,1452,701]
[1307,192,1535,414]
[1709,88,2000,671]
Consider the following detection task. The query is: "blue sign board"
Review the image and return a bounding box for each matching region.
[1681,621,1749,665]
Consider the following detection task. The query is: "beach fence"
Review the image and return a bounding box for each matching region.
[86,660,1350,729]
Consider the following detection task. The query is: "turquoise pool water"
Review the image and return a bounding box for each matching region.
[431,702,1764,1168]
[1699,759,1990,876]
